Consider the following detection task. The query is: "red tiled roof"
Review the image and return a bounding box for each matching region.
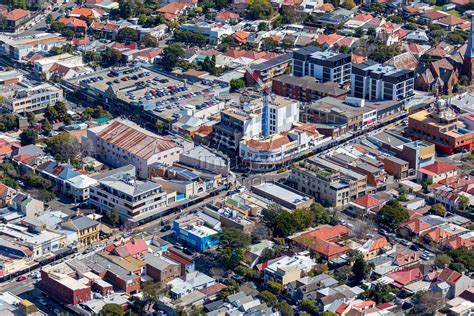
[387,267,422,287]
[216,11,239,20]
[5,9,30,21]
[418,161,457,176]
[316,33,344,46]
[443,235,474,249]
[438,268,462,285]
[157,2,186,15]
[199,283,227,296]
[90,21,119,31]
[292,225,351,257]
[224,49,247,58]
[423,10,447,20]
[72,37,91,46]
[233,31,250,43]
[400,218,431,234]
[58,17,87,28]
[352,194,382,209]
[318,3,334,12]
[113,239,148,258]
[352,13,373,22]
[438,14,466,26]
[422,226,453,243]
[352,54,366,64]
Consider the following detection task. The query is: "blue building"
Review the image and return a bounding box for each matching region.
[172,213,220,251]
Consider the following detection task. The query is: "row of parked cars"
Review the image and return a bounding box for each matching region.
[80,76,104,84]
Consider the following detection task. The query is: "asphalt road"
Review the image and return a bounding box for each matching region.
[19,1,76,37]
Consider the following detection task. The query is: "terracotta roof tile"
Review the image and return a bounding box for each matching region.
[5,8,30,21]
[418,161,457,176]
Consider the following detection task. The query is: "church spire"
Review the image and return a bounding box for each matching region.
[465,14,474,59]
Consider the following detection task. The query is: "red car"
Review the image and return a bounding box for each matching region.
[16,275,27,282]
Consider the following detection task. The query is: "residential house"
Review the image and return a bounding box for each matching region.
[417,161,458,184]
[349,194,384,216]
[5,9,31,31]
[157,2,187,21]
[11,193,44,218]
[58,17,88,35]
[290,225,351,261]
[263,254,316,285]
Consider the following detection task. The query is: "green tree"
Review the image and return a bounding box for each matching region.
[110,208,120,226]
[301,299,318,314]
[142,281,163,309]
[217,35,237,50]
[40,190,56,202]
[339,45,351,54]
[258,290,277,307]
[54,101,68,119]
[341,0,356,9]
[230,78,245,91]
[0,113,18,131]
[155,120,166,134]
[26,112,36,125]
[161,43,185,71]
[258,22,268,31]
[0,14,7,30]
[246,0,273,20]
[388,15,403,23]
[369,44,401,63]
[44,132,81,162]
[261,37,279,51]
[100,303,123,316]
[291,208,314,231]
[352,257,370,283]
[235,265,257,279]
[219,228,251,268]
[142,34,159,48]
[200,55,217,75]
[45,105,59,122]
[116,27,140,43]
[278,301,294,316]
[458,195,470,211]
[431,203,446,217]
[46,13,54,25]
[377,200,409,230]
[266,280,283,295]
[434,254,452,268]
[101,48,122,67]
[20,129,38,146]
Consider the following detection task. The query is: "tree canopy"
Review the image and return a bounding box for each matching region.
[377,200,409,230]
[246,0,273,20]
[161,44,185,71]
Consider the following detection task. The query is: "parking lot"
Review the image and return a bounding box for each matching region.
[73,66,227,120]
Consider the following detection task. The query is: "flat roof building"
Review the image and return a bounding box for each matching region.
[293,47,351,85]
[250,182,313,210]
[351,60,415,102]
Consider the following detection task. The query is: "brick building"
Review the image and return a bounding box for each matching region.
[39,267,91,305]
[271,75,348,102]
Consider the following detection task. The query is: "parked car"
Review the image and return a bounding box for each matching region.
[160,225,171,232]
[16,275,27,282]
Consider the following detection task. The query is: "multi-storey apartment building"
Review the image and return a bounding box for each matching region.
[293,46,351,85]
[272,75,348,102]
[3,83,63,113]
[89,165,168,225]
[351,61,415,102]
[290,159,354,208]
[246,53,292,85]
[0,33,66,62]
[211,108,262,154]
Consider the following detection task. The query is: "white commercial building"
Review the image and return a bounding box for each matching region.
[89,165,168,224]
[0,33,66,62]
[180,22,234,44]
[239,123,327,171]
[3,83,64,113]
[86,120,185,179]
